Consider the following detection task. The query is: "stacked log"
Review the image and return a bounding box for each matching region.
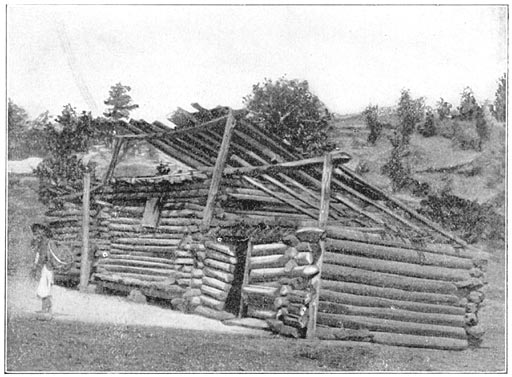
[196,241,238,314]
[316,227,489,350]
[244,230,321,337]
[94,178,212,299]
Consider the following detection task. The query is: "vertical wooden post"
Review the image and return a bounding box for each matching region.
[79,171,91,291]
[238,240,252,318]
[202,109,236,230]
[306,152,333,338]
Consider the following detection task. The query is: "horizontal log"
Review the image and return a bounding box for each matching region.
[320,284,463,316]
[175,258,195,265]
[99,265,177,276]
[111,244,178,253]
[93,273,183,291]
[323,252,469,282]
[158,218,203,226]
[204,258,236,273]
[115,237,188,246]
[320,279,460,307]
[318,299,465,327]
[289,290,312,305]
[204,241,236,257]
[287,303,308,317]
[322,264,458,294]
[98,258,175,270]
[371,332,468,350]
[250,265,319,281]
[295,227,326,243]
[110,217,141,225]
[246,307,276,320]
[204,267,234,283]
[242,285,278,296]
[326,238,473,270]
[315,327,373,342]
[205,249,237,265]
[317,313,467,339]
[201,285,228,301]
[283,314,308,329]
[202,276,232,292]
[194,305,235,321]
[325,227,481,259]
[250,243,288,257]
[200,295,225,311]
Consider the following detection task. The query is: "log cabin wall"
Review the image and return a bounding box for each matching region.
[93,177,212,304]
[316,227,487,350]
[241,228,322,338]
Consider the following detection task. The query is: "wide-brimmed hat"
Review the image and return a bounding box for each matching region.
[31,223,52,238]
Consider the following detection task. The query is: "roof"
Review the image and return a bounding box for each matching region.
[113,107,476,250]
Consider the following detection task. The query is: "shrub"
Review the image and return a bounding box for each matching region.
[397,89,425,144]
[381,131,412,191]
[436,98,452,120]
[419,192,505,243]
[458,87,479,121]
[475,106,489,151]
[362,105,383,144]
[243,77,335,157]
[418,107,437,137]
[451,121,480,150]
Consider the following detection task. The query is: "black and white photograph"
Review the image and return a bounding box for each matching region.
[5,3,507,372]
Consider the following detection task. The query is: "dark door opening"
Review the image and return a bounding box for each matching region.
[223,241,248,316]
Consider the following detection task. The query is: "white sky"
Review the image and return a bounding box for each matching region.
[7,5,508,123]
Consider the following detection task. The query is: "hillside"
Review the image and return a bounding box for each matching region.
[328,109,506,242]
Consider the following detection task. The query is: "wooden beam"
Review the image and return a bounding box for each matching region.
[336,166,473,249]
[202,109,237,230]
[306,153,333,339]
[197,151,351,175]
[242,176,317,219]
[102,138,125,186]
[79,172,92,291]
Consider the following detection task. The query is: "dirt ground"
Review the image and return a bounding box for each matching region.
[5,177,507,372]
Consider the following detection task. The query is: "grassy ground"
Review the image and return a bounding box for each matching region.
[6,170,507,372]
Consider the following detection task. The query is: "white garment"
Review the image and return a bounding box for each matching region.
[36,265,54,298]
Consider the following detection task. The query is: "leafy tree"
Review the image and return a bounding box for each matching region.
[397,89,424,144]
[243,77,334,157]
[493,73,506,122]
[8,99,30,159]
[436,98,452,120]
[35,105,97,204]
[458,87,479,120]
[362,105,383,144]
[104,83,139,120]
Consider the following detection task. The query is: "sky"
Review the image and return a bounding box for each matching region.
[7,5,508,124]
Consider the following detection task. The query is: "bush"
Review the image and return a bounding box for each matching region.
[362,105,383,144]
[419,192,505,243]
[436,98,452,120]
[243,77,335,157]
[381,131,412,191]
[418,108,436,137]
[451,121,480,150]
[475,106,489,150]
[397,89,425,144]
[458,87,479,121]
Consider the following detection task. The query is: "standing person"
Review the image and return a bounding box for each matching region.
[30,223,56,316]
